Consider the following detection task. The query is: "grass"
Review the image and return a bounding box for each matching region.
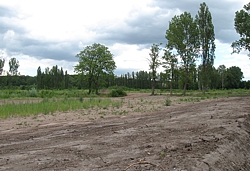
[0,97,121,118]
[0,88,249,119]
[165,96,171,106]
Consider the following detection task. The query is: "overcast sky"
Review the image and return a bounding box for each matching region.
[0,0,249,80]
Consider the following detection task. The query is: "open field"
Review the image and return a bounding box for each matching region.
[0,92,250,170]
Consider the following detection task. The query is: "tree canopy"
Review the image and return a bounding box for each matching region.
[74,43,116,94]
[0,58,5,75]
[148,43,162,95]
[196,2,216,94]
[166,11,199,95]
[231,2,250,57]
[8,58,19,76]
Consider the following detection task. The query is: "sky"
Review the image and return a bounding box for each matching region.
[0,0,249,80]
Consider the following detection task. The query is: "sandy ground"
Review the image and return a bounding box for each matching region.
[0,94,249,170]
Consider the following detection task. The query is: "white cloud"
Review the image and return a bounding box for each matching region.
[111,43,149,71]
[0,0,249,81]
[214,40,250,80]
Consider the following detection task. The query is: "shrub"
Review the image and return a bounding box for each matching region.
[109,88,127,97]
[165,96,171,106]
[29,88,38,97]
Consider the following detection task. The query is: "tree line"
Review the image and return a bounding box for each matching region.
[0,64,248,90]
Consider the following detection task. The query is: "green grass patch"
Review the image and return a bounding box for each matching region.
[0,97,121,119]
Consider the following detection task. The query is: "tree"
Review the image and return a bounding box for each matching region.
[74,43,116,94]
[166,12,199,95]
[196,2,216,94]
[217,65,226,89]
[225,66,244,89]
[37,66,42,89]
[0,58,5,75]
[162,48,178,95]
[148,43,162,95]
[8,57,20,76]
[231,2,250,58]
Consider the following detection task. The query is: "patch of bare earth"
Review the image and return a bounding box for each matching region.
[0,94,249,171]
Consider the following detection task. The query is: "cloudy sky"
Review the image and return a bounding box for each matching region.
[0,0,249,80]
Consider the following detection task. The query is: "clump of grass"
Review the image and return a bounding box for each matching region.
[29,88,38,97]
[165,96,171,106]
[179,97,200,102]
[108,88,127,97]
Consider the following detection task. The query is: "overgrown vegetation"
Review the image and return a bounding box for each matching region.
[0,97,121,118]
[0,88,249,119]
[108,87,127,97]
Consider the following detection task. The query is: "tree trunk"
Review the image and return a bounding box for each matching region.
[151,78,155,95]
[183,82,187,96]
[202,82,205,95]
[170,80,173,95]
[183,67,188,96]
[95,83,99,95]
[202,64,206,95]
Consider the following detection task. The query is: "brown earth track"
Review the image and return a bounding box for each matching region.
[0,96,249,171]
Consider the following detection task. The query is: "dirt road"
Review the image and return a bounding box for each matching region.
[0,96,249,170]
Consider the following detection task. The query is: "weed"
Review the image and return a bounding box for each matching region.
[16,122,23,125]
[165,96,171,106]
[79,96,84,102]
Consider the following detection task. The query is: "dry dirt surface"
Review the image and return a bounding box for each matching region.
[0,95,250,171]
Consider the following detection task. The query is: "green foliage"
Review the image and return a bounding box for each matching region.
[231,2,250,57]
[226,66,244,89]
[29,88,38,97]
[0,58,5,75]
[149,43,162,95]
[162,49,178,95]
[166,11,199,95]
[0,97,119,118]
[165,96,171,106]
[196,2,216,94]
[39,90,55,98]
[74,43,116,94]
[109,88,127,97]
[8,58,20,76]
[36,65,68,90]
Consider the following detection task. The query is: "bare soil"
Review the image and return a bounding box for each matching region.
[0,94,249,171]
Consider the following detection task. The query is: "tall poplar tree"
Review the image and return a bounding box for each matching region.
[37,66,42,89]
[196,2,216,94]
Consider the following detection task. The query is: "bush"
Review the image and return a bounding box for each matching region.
[165,96,171,106]
[109,89,127,97]
[39,90,54,98]
[29,88,38,97]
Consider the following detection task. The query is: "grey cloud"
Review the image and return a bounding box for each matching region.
[1,32,79,62]
[96,0,244,46]
[0,6,26,34]
[96,0,242,45]
[150,0,243,44]
[0,1,246,65]
[0,7,79,62]
[95,7,171,47]
[0,6,17,17]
